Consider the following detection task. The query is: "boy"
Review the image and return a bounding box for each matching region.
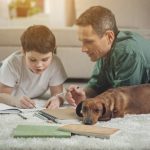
[0,25,67,109]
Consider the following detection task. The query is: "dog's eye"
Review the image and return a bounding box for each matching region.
[94,109,100,113]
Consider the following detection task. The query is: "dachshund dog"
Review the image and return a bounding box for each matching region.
[76,84,150,125]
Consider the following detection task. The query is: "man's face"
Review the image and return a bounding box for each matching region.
[24,51,53,74]
[77,25,112,61]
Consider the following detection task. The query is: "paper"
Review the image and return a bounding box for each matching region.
[0,103,22,113]
[13,125,71,138]
[41,107,78,120]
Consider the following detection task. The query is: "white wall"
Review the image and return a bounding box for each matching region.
[75,0,150,29]
[48,0,66,27]
[0,0,10,19]
[0,0,68,28]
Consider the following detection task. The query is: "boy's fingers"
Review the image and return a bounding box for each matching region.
[21,97,35,108]
[21,99,31,108]
[20,102,28,109]
[45,101,51,108]
[67,97,76,106]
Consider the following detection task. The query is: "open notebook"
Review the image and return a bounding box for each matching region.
[59,124,119,139]
[0,103,44,114]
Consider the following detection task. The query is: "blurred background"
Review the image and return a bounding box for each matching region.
[0,0,150,80]
[0,0,150,29]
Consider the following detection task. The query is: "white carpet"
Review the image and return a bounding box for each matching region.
[0,112,150,150]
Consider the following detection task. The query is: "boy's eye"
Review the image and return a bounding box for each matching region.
[42,58,49,62]
[30,59,37,62]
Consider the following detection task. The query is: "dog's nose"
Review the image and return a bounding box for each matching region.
[84,118,93,125]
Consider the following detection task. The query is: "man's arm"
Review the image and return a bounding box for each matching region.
[84,87,98,98]
[112,50,145,87]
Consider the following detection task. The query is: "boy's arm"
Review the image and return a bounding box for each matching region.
[50,84,64,97]
[0,83,36,108]
[0,83,15,106]
[45,84,64,108]
[0,83,13,94]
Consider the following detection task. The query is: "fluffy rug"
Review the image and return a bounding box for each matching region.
[0,112,150,150]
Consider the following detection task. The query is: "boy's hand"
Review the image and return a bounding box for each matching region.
[45,97,60,109]
[66,85,86,107]
[16,96,36,109]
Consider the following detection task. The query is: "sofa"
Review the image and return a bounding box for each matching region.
[0,0,150,79]
[0,27,150,79]
[0,26,96,78]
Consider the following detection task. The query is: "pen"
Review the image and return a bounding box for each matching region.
[55,91,67,97]
[38,111,60,124]
[54,87,79,97]
[31,103,36,108]
[23,95,36,108]
[18,113,27,120]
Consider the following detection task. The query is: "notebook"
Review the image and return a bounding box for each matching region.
[13,125,71,138]
[0,103,43,114]
[59,124,119,139]
[41,107,77,120]
[0,103,22,113]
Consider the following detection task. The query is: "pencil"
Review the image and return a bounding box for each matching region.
[18,113,27,120]
[55,92,66,97]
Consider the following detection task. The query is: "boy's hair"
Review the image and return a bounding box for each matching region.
[21,25,56,53]
[76,6,118,37]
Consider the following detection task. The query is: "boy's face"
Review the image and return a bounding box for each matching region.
[24,51,53,74]
[77,25,113,61]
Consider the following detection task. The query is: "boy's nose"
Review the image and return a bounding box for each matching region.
[35,61,43,67]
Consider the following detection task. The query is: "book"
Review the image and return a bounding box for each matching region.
[0,103,22,113]
[0,103,43,114]
[13,125,71,138]
[58,124,119,139]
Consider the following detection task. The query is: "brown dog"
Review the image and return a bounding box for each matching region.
[76,84,150,125]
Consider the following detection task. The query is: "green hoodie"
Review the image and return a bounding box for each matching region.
[87,31,150,94]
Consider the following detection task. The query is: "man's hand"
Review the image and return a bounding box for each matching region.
[66,85,86,107]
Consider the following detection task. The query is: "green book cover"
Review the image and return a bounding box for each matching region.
[13,125,71,138]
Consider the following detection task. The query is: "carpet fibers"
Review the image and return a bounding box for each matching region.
[0,113,150,150]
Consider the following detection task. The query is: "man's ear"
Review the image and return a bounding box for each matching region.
[76,101,83,117]
[105,30,115,46]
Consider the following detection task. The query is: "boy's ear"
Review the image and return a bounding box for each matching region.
[22,48,26,54]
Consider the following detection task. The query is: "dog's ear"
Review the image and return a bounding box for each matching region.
[76,101,83,117]
[99,103,112,121]
[102,103,106,116]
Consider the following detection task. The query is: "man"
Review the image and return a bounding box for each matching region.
[66,6,150,107]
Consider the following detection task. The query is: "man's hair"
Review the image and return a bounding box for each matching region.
[76,6,118,37]
[21,25,56,53]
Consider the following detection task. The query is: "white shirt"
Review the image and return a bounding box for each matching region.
[0,51,67,98]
